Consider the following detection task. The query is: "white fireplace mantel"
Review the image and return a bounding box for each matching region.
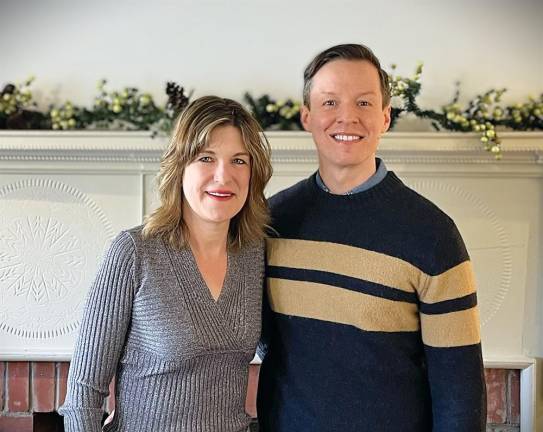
[1,131,542,428]
[1,130,543,168]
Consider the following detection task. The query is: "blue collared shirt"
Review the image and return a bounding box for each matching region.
[316,158,388,195]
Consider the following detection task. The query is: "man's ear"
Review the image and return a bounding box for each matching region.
[300,104,311,132]
[381,104,392,134]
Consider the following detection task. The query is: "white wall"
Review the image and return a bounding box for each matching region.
[1,0,542,115]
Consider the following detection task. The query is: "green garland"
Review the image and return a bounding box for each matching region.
[0,78,190,135]
[1,68,542,157]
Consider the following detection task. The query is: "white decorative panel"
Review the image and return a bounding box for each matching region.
[0,178,113,339]
[0,173,143,359]
[144,173,159,217]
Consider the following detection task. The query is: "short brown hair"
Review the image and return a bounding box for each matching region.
[143,96,272,251]
[303,43,391,108]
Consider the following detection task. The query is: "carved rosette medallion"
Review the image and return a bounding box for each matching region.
[0,179,113,339]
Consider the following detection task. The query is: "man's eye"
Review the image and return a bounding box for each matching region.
[233,158,248,165]
[358,101,370,107]
[198,156,213,163]
[323,100,336,106]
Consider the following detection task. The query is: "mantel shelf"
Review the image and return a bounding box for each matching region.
[1,131,542,176]
[1,130,542,153]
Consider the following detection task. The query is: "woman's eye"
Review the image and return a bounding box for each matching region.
[198,156,213,163]
[233,158,248,165]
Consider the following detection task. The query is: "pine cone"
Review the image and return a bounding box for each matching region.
[6,110,46,129]
[166,81,190,116]
[1,84,16,95]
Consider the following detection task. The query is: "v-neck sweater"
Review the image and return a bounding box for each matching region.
[59,226,264,432]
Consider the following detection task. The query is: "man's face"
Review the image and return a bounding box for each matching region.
[301,59,391,177]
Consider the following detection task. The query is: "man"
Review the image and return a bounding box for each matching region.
[257,44,486,431]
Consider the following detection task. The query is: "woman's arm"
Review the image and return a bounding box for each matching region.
[59,231,137,432]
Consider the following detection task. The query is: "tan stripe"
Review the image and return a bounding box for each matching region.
[267,278,419,332]
[420,308,481,347]
[419,261,476,304]
[267,238,420,294]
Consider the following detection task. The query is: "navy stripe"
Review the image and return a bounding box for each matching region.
[419,293,478,315]
[266,265,418,303]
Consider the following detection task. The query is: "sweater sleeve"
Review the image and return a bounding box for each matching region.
[59,231,137,432]
[256,279,272,360]
[417,220,486,431]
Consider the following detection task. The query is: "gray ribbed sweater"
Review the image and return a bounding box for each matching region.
[59,226,264,432]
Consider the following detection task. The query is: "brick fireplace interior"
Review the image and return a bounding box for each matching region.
[0,361,520,431]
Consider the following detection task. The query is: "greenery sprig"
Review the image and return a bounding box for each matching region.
[1,71,542,157]
[243,93,302,131]
[0,76,48,129]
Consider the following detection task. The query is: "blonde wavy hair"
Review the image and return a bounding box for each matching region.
[142,95,273,251]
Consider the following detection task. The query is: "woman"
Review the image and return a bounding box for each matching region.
[59,96,273,432]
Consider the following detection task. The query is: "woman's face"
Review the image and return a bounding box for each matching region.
[182,125,251,231]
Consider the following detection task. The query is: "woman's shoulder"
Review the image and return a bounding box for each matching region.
[240,238,265,258]
[106,225,168,270]
[121,224,165,251]
[236,239,265,273]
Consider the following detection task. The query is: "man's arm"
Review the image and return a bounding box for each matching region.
[418,220,486,431]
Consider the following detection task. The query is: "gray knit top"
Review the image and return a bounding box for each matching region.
[59,226,264,432]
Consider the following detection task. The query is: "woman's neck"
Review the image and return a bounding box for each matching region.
[184,218,229,258]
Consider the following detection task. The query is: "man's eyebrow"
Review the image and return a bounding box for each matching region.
[316,90,378,96]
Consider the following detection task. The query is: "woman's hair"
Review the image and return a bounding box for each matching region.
[142,95,272,250]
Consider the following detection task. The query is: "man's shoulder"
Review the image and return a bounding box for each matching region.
[268,176,313,212]
[266,176,315,234]
[393,177,455,231]
[390,175,468,270]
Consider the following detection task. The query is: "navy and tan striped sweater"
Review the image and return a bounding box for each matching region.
[257,171,486,432]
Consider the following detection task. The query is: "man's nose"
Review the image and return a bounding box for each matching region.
[337,104,360,124]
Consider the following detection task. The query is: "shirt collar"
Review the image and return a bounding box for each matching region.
[316,158,388,195]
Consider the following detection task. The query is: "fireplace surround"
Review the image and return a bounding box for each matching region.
[0,131,541,431]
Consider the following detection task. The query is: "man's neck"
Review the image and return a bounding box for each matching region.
[318,160,377,195]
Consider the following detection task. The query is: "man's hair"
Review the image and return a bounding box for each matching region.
[142,95,272,251]
[303,43,391,108]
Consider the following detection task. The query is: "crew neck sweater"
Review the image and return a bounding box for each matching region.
[60,226,264,432]
[257,171,486,432]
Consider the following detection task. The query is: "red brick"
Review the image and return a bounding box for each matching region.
[7,362,30,412]
[0,414,33,432]
[245,364,260,418]
[508,369,520,424]
[31,362,55,413]
[55,363,69,409]
[0,362,5,411]
[105,377,116,414]
[485,368,507,424]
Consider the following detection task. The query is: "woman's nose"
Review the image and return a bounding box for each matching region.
[213,161,231,183]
